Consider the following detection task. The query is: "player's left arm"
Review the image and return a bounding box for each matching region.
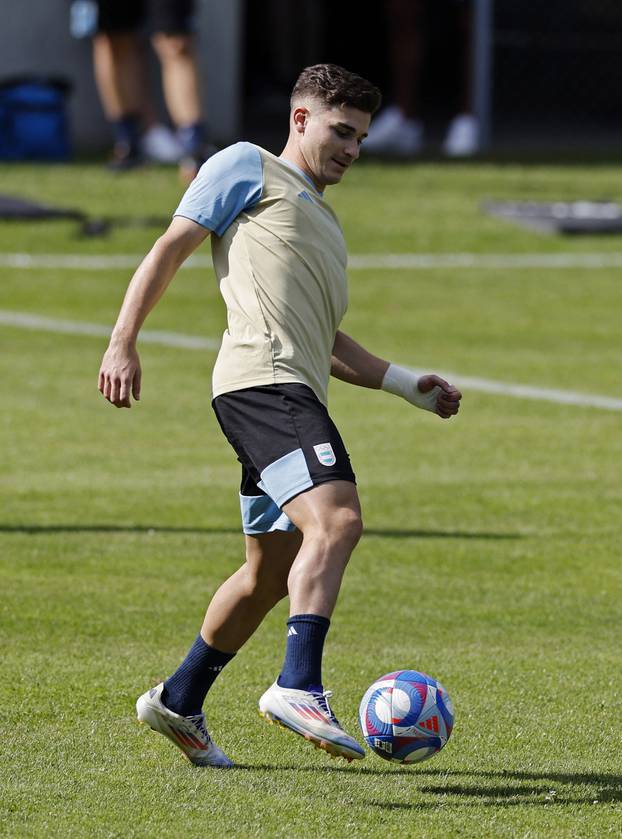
[330,330,462,419]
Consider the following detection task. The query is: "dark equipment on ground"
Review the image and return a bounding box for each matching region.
[0,193,168,237]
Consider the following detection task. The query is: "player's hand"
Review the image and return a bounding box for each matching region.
[416,374,462,419]
[98,342,142,408]
[382,363,462,418]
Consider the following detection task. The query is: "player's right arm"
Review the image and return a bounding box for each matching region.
[98,216,209,408]
[99,142,262,408]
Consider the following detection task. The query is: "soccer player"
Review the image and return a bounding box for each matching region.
[98,63,462,767]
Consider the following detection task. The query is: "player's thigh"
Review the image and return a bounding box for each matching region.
[282,480,362,536]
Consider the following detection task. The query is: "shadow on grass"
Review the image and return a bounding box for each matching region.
[233,764,622,806]
[232,763,427,778]
[0,523,242,535]
[364,529,522,540]
[0,523,523,540]
[367,768,622,807]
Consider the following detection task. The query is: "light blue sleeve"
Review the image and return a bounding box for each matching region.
[174,142,263,236]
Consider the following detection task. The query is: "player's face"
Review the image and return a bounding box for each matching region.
[298,104,371,190]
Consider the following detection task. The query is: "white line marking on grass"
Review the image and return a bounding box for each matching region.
[347,252,622,270]
[2,309,621,412]
[0,310,219,350]
[4,252,622,271]
[418,372,622,412]
[0,253,147,270]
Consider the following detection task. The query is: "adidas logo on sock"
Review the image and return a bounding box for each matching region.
[287,626,298,636]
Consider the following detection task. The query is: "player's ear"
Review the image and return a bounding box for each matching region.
[292,106,309,134]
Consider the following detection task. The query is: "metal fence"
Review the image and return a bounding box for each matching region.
[492,0,622,148]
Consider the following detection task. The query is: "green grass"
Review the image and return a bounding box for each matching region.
[1,159,621,838]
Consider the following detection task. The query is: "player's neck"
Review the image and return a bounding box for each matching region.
[279,142,323,193]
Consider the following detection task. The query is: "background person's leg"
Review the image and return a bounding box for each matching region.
[150,32,202,127]
[92,31,147,121]
[92,31,153,168]
[151,31,211,180]
[442,0,480,156]
[363,0,427,156]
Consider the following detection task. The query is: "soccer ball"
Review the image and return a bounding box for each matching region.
[359,670,454,764]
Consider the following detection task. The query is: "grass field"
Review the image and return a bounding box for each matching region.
[1,156,621,838]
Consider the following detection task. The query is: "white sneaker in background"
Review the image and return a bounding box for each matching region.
[363,105,424,157]
[443,113,480,157]
[141,124,184,163]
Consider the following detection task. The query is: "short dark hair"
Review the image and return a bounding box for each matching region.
[291,63,382,115]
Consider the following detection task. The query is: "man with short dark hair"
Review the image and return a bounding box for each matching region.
[98,63,462,767]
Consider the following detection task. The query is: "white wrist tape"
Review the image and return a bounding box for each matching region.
[381,363,441,413]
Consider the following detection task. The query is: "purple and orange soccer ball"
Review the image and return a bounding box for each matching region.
[359,670,454,764]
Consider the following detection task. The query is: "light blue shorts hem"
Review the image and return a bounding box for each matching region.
[256,448,314,508]
[240,493,297,536]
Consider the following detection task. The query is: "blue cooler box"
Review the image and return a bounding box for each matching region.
[0,77,72,161]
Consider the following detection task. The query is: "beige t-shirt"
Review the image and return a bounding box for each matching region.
[175,142,348,405]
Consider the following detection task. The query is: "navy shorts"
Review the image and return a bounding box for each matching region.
[94,0,195,34]
[212,383,356,535]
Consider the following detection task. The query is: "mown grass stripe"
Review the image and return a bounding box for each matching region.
[4,252,622,271]
[2,309,620,411]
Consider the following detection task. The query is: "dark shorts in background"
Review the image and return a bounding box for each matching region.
[212,383,356,535]
[95,0,195,34]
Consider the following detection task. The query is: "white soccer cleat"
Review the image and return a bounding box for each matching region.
[443,113,480,157]
[363,105,424,157]
[136,683,233,767]
[258,682,365,762]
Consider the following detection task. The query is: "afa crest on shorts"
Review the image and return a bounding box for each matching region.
[313,442,336,466]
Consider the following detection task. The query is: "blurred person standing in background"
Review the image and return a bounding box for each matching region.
[70,0,215,180]
[364,0,480,157]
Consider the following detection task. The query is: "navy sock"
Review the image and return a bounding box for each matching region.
[162,634,235,716]
[277,614,330,692]
[177,122,206,156]
[112,114,141,151]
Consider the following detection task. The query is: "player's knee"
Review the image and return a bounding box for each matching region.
[337,508,363,551]
[309,507,363,555]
